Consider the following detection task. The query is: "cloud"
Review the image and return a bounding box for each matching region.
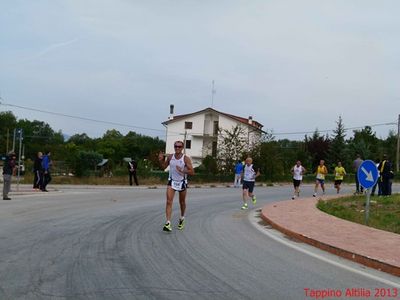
[22,38,79,63]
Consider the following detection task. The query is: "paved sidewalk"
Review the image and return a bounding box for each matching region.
[261,195,400,277]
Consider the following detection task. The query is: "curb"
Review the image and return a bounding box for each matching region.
[261,198,400,277]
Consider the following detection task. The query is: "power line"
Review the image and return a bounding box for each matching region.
[0,99,396,139]
[271,122,397,136]
[0,101,166,133]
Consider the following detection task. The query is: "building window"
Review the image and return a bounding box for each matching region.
[212,141,217,157]
[185,122,193,129]
[185,140,192,149]
[213,121,219,135]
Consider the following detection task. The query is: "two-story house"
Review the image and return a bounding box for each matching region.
[162,107,264,167]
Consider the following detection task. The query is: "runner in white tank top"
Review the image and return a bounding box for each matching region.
[290,161,306,200]
[158,140,194,232]
[169,154,187,183]
[241,157,260,210]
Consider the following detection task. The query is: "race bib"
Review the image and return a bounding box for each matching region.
[171,180,183,191]
[316,173,325,180]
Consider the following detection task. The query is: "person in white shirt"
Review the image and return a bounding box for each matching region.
[290,160,306,200]
[241,157,260,210]
[158,140,194,232]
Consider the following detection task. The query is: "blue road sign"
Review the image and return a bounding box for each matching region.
[357,160,379,189]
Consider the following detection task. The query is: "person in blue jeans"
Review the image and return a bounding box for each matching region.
[41,151,52,192]
[233,160,243,188]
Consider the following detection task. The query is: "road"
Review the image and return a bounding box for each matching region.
[0,184,399,299]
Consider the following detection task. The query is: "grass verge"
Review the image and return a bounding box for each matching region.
[317,194,400,234]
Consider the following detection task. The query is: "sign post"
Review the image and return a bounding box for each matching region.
[357,160,379,225]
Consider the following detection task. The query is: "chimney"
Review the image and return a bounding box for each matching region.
[169,104,174,120]
[248,116,253,125]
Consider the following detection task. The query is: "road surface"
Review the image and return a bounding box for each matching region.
[0,184,399,299]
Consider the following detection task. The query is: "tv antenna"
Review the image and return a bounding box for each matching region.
[211,80,216,108]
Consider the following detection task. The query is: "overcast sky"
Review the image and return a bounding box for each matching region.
[1,0,399,141]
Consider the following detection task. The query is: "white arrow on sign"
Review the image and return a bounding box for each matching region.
[361,167,374,182]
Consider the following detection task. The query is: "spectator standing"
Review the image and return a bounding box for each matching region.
[353,154,364,194]
[371,159,381,196]
[233,160,243,188]
[313,160,328,197]
[41,151,52,192]
[128,159,139,186]
[33,152,43,190]
[2,152,16,200]
[378,154,393,196]
[334,161,346,194]
[290,160,306,200]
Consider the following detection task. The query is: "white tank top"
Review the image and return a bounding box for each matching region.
[169,154,186,181]
[293,165,303,180]
[243,164,256,182]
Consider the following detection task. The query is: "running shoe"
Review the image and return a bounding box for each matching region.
[252,195,257,204]
[241,203,248,210]
[291,196,295,200]
[177,218,185,230]
[163,222,172,232]
[313,193,316,197]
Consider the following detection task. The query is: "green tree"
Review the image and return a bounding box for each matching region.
[255,140,283,180]
[328,116,348,169]
[97,129,124,164]
[69,150,103,177]
[347,126,379,160]
[0,111,17,153]
[305,130,331,169]
[217,125,248,174]
[380,130,397,166]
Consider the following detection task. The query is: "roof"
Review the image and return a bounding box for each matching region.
[162,107,263,131]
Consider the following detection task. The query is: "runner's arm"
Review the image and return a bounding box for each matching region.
[158,152,171,170]
[183,156,195,176]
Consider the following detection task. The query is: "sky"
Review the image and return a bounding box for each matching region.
[0,0,399,141]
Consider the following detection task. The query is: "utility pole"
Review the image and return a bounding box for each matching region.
[16,129,22,191]
[183,130,187,154]
[12,128,16,152]
[396,114,400,172]
[6,128,9,153]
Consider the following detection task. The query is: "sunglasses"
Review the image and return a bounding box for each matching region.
[174,145,183,148]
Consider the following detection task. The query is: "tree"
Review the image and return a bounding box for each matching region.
[97,129,124,163]
[254,140,283,180]
[380,130,397,164]
[305,129,331,170]
[328,116,347,168]
[68,150,103,177]
[217,125,248,173]
[348,126,379,160]
[0,111,17,153]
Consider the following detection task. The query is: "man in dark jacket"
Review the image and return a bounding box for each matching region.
[33,152,43,190]
[3,152,16,200]
[378,154,393,196]
[128,159,139,186]
[41,151,52,192]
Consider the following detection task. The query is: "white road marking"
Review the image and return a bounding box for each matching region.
[249,210,400,288]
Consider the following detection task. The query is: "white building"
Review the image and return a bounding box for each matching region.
[162,107,264,167]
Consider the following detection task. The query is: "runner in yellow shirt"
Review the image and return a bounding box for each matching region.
[334,161,346,194]
[313,160,328,197]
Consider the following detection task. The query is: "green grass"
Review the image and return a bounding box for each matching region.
[317,194,400,234]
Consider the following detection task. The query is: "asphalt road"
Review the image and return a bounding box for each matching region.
[0,184,399,299]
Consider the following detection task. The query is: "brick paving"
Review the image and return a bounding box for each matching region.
[261,195,400,276]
